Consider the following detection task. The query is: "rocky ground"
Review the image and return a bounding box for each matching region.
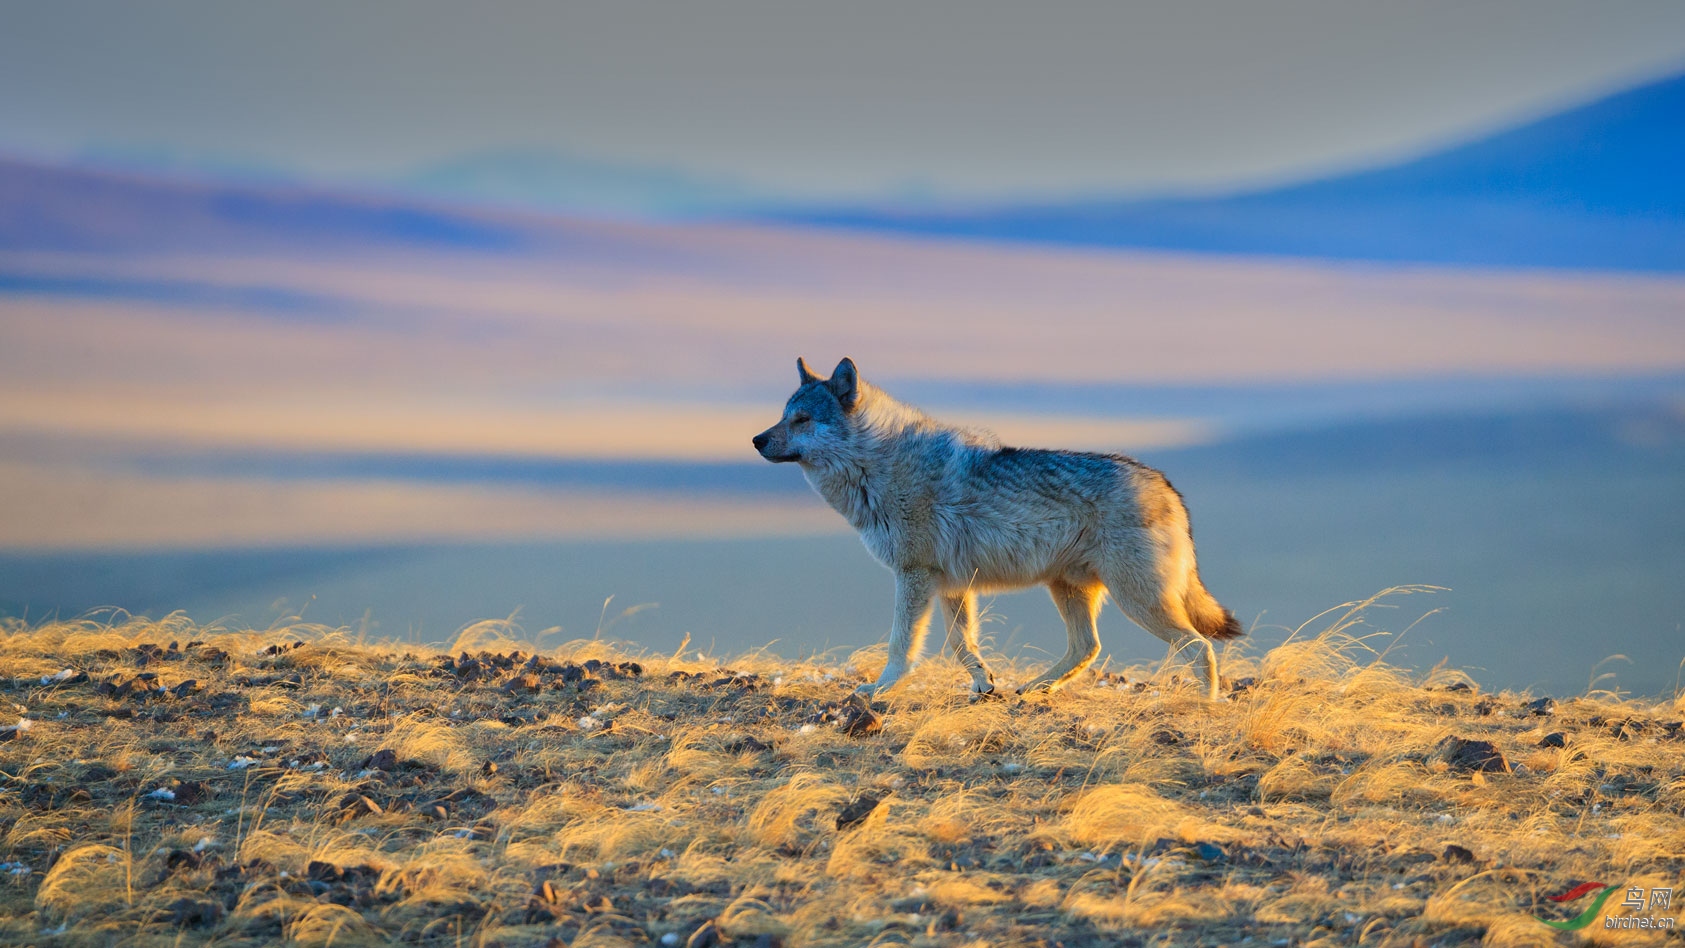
[0,605,1680,947]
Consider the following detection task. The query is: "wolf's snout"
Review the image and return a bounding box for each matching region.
[754,426,798,462]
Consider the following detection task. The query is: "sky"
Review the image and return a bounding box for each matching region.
[4,1,1685,201]
[4,220,1684,548]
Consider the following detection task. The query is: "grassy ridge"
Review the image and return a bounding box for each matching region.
[0,598,1680,947]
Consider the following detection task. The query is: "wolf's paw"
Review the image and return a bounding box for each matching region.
[856,679,898,699]
[858,667,904,699]
[969,685,1003,703]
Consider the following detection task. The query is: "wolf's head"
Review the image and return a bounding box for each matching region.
[753,356,860,465]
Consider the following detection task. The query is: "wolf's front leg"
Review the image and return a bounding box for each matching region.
[857,569,935,697]
[942,592,996,695]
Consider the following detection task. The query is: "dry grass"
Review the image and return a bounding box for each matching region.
[0,597,1680,947]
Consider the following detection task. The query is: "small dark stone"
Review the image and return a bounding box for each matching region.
[1473,699,1497,716]
[725,736,774,754]
[503,673,542,694]
[165,898,224,927]
[1526,697,1557,716]
[844,709,882,737]
[1444,682,1473,693]
[1228,677,1258,693]
[334,792,383,820]
[1439,736,1509,773]
[481,761,499,776]
[1194,842,1227,862]
[1441,844,1477,864]
[750,935,786,948]
[1537,732,1567,748]
[1610,719,1646,741]
[361,748,398,772]
[173,780,209,805]
[836,794,882,831]
[841,694,883,738]
[1151,729,1184,746]
[164,849,204,873]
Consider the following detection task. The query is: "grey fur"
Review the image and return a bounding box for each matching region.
[753,357,1241,700]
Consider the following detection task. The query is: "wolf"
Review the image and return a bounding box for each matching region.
[752,357,1242,700]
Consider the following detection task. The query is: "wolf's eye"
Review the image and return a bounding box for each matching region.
[790,413,811,426]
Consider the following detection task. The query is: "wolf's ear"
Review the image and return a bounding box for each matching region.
[797,357,819,385]
[827,357,859,411]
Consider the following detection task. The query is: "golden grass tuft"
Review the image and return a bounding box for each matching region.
[1060,783,1191,849]
[34,843,131,919]
[746,772,852,853]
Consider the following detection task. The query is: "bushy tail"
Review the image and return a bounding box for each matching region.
[1186,578,1244,640]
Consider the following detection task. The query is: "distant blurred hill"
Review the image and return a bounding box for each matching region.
[0,157,529,254]
[401,147,757,219]
[778,71,1685,272]
[0,156,735,277]
[6,71,1681,271]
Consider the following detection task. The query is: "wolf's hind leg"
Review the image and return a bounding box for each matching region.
[1018,581,1103,694]
[941,592,995,694]
[859,569,935,697]
[1123,601,1222,701]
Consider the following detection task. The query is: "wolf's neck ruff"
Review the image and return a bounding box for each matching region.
[804,454,880,534]
[800,383,913,545]
[800,383,978,534]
